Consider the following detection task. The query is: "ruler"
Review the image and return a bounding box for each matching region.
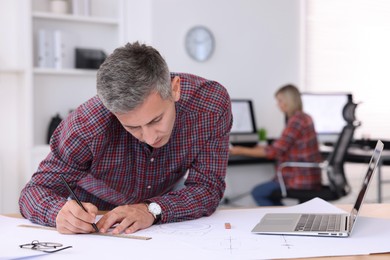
[18,224,152,240]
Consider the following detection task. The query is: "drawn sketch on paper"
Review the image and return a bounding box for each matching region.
[139,222,213,236]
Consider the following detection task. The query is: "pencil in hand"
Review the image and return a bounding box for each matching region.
[59,174,99,233]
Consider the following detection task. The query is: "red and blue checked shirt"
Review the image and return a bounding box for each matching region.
[265,111,322,190]
[19,73,232,227]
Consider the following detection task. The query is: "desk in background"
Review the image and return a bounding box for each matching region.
[223,155,274,206]
[226,139,390,205]
[321,142,390,203]
[228,155,274,166]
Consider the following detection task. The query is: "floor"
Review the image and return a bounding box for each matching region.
[333,163,390,205]
[219,162,390,208]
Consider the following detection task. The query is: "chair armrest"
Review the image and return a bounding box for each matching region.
[279,161,327,169]
[277,161,329,197]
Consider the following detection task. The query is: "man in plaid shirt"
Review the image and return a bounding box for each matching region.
[19,42,232,235]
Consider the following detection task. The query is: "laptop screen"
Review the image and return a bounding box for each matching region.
[349,140,384,231]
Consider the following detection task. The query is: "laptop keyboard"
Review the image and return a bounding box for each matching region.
[295,214,342,232]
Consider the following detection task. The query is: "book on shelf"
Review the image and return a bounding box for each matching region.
[37,29,73,69]
[71,0,91,16]
[53,30,70,69]
[37,29,54,68]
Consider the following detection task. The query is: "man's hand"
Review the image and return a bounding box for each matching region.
[97,203,155,234]
[56,200,98,234]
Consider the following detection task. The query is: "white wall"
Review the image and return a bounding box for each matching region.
[0,1,27,213]
[303,1,390,141]
[124,0,153,44]
[127,0,301,137]
[0,1,25,69]
[0,74,24,213]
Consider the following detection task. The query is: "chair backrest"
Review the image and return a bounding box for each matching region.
[342,99,358,123]
[326,123,356,167]
[325,119,359,197]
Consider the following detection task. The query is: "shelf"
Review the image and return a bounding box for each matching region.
[32,11,119,25]
[0,68,24,74]
[33,68,97,76]
[29,0,123,146]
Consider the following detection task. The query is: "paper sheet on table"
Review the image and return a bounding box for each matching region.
[2,198,390,260]
[135,198,390,259]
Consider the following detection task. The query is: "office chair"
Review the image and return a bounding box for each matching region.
[270,100,360,203]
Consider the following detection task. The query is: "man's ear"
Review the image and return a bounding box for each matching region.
[171,76,181,101]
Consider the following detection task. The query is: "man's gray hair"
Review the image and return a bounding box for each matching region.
[97,42,172,113]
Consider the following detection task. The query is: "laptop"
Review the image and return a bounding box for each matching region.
[251,140,384,237]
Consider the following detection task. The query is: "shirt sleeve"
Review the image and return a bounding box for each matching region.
[18,117,93,227]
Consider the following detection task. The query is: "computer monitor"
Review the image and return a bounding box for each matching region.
[229,99,259,146]
[301,92,352,144]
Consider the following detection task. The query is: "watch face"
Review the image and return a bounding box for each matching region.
[185,26,215,62]
[148,202,162,215]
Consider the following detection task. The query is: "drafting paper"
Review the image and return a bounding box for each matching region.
[2,198,390,259]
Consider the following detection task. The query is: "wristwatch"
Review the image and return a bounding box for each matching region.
[146,202,162,223]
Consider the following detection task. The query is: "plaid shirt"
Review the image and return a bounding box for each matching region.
[19,73,232,227]
[265,111,322,189]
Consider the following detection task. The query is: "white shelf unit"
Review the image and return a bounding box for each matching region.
[33,67,98,76]
[28,0,125,167]
[0,157,2,212]
[32,11,120,25]
[0,68,24,73]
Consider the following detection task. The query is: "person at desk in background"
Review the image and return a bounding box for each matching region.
[19,42,232,234]
[229,84,321,206]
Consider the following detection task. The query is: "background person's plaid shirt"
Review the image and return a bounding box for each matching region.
[265,111,322,190]
[19,73,232,227]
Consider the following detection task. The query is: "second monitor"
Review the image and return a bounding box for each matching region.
[301,92,353,144]
[230,99,259,146]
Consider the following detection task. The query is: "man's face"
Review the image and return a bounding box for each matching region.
[114,77,181,148]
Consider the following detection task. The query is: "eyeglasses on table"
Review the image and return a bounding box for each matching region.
[19,240,72,253]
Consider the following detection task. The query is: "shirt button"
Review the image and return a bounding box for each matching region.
[147,185,151,189]
[150,158,154,162]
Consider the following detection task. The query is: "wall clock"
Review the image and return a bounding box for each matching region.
[185,26,215,62]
